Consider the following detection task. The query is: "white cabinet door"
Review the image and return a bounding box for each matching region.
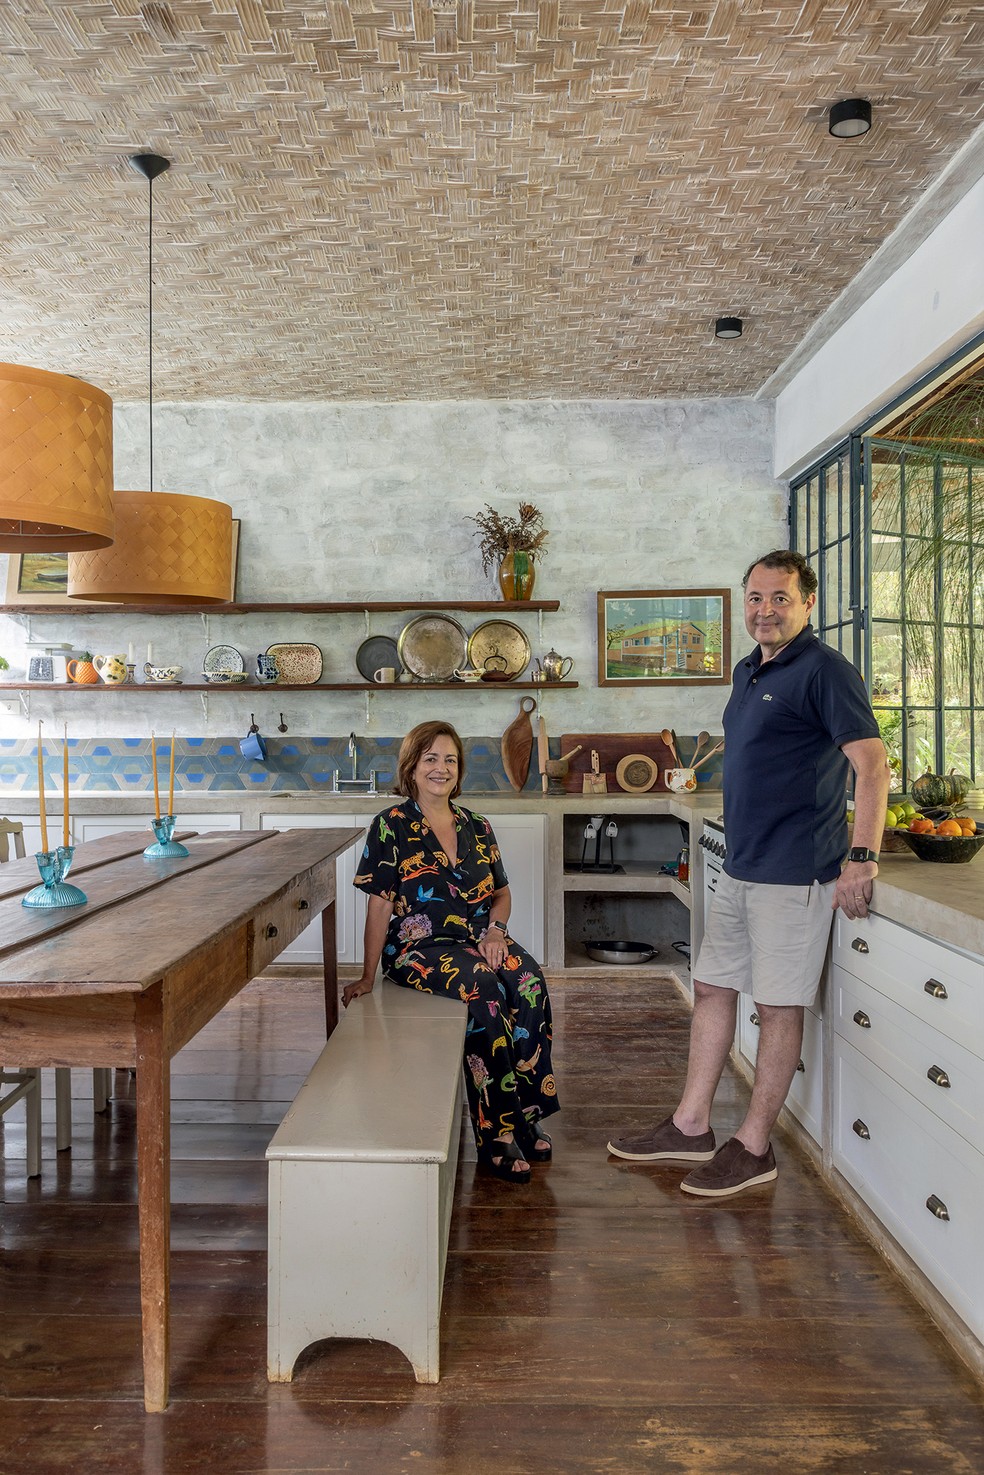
[487,813,546,962]
[75,814,241,843]
[260,815,367,965]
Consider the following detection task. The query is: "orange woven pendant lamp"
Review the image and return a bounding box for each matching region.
[68,153,232,605]
[0,362,115,552]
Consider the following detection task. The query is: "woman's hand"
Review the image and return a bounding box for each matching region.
[478,929,509,970]
[342,976,375,1008]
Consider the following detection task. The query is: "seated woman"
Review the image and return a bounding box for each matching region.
[342,719,559,1184]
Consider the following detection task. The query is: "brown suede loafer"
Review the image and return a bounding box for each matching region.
[679,1137,778,1197]
[607,1114,716,1163]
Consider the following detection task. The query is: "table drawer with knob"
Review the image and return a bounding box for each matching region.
[250,869,335,976]
[832,912,984,1056]
[833,1036,984,1343]
[833,965,984,1150]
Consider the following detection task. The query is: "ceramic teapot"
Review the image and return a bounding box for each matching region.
[93,653,128,685]
[542,647,574,681]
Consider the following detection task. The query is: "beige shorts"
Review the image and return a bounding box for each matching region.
[694,870,836,1006]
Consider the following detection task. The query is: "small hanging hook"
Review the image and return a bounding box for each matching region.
[278,713,288,733]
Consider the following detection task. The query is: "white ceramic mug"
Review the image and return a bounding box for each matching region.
[373,667,396,684]
[664,767,698,793]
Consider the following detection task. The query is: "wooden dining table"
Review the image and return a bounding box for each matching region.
[0,824,363,1411]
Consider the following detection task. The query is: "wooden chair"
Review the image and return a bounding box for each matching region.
[0,818,112,1163]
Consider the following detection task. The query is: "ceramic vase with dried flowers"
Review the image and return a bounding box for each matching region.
[468,502,549,601]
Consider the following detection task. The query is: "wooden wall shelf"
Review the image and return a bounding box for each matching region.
[0,681,578,694]
[0,599,561,616]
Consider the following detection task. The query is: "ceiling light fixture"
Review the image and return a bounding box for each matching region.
[829,99,872,139]
[0,362,115,552]
[69,153,233,605]
[714,317,743,339]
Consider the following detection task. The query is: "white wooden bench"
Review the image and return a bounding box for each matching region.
[266,980,467,1385]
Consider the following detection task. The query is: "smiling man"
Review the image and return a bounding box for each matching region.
[608,549,890,1198]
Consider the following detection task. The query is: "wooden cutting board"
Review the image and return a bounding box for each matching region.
[559,733,676,793]
[501,697,538,791]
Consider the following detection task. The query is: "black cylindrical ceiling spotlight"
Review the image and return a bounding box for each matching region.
[714,317,743,339]
[829,98,872,139]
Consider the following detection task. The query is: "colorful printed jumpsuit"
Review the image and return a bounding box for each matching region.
[354,799,559,1152]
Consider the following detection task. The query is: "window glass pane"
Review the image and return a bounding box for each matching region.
[944,634,973,709]
[906,710,936,786]
[870,459,901,535]
[870,625,901,701]
[870,536,900,619]
[904,629,936,705]
[943,710,973,777]
[902,457,936,539]
[874,706,904,790]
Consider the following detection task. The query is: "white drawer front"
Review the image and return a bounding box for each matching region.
[832,911,984,1057]
[833,1037,984,1343]
[834,965,984,1152]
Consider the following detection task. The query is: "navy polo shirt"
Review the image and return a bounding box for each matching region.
[723,625,880,886]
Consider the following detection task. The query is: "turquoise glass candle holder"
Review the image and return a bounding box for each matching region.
[22,845,88,909]
[144,814,190,859]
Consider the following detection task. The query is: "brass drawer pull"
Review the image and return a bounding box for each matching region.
[926,1194,949,1222]
[298,899,310,910]
[749,1011,760,1027]
[924,978,948,1000]
[851,937,869,954]
[265,924,279,940]
[927,1065,951,1089]
[852,1119,870,1140]
[853,1010,871,1029]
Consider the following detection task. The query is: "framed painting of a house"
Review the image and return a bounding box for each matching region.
[597,588,731,687]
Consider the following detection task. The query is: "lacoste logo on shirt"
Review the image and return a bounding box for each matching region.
[762,694,772,700]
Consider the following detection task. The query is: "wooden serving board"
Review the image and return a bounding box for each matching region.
[501,696,537,791]
[559,733,676,793]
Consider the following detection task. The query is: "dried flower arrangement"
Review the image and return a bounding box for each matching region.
[467,502,549,576]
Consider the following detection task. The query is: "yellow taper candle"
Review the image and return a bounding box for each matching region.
[151,731,161,820]
[63,722,70,848]
[37,721,49,852]
[168,729,176,817]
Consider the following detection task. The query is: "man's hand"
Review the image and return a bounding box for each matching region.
[834,859,878,919]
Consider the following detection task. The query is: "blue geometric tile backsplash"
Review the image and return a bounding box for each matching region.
[0,734,723,794]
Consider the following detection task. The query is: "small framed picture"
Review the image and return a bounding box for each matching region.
[598,588,731,687]
[4,520,241,606]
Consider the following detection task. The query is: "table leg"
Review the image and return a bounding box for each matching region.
[321,898,338,1038]
[135,983,171,1412]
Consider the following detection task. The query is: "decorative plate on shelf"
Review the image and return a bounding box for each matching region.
[466,620,532,681]
[615,754,659,793]
[204,671,249,684]
[397,615,468,681]
[356,635,402,682]
[203,644,245,675]
[266,642,323,685]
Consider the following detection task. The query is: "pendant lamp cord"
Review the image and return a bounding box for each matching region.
[147,170,155,496]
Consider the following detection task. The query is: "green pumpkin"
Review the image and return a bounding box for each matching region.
[911,770,970,808]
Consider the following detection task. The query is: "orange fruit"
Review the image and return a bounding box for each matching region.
[910,817,935,833]
[937,819,962,837]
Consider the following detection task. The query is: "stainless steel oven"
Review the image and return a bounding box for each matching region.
[698,816,726,919]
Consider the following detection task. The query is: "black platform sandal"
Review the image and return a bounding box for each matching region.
[479,1137,531,1185]
[515,1120,553,1162]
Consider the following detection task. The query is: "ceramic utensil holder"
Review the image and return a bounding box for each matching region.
[22,845,87,909]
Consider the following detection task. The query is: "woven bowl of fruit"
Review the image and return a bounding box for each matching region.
[899,818,984,864]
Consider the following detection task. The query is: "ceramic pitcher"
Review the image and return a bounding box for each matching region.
[93,653,128,685]
[255,653,279,684]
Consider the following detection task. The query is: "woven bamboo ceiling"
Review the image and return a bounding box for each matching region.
[0,2,982,402]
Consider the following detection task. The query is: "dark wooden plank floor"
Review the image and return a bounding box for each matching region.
[2,972,983,1474]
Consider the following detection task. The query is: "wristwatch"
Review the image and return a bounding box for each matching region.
[847,847,879,863]
[491,920,508,933]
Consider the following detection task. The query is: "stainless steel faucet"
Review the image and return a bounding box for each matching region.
[331,733,379,794]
